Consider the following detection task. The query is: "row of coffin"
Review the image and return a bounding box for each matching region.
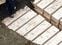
[2,5,62,45]
[2,0,62,45]
[33,0,62,30]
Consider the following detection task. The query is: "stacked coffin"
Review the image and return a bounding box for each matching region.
[33,0,62,30]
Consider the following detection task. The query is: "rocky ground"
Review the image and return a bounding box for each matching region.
[0,23,37,45]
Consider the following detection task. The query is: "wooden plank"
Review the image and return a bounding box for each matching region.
[44,0,62,20]
[16,15,44,36]
[25,20,51,41]
[52,8,62,26]
[2,6,30,26]
[45,31,62,45]
[33,26,59,44]
[37,0,54,9]
[8,10,37,31]
[33,0,41,4]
